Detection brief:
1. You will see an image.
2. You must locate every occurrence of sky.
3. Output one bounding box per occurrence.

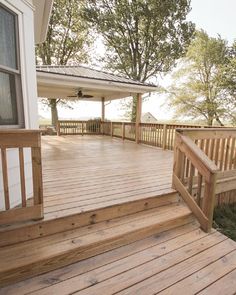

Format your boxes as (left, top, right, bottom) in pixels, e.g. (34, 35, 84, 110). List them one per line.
(39, 0, 236, 122)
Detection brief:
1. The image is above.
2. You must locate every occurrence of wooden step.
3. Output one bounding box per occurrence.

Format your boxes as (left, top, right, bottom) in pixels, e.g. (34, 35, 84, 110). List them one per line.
(0, 202, 193, 287)
(0, 192, 178, 247)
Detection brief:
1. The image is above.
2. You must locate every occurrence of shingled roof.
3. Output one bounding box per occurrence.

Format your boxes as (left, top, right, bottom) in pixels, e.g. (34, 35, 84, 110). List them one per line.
(36, 65, 156, 87)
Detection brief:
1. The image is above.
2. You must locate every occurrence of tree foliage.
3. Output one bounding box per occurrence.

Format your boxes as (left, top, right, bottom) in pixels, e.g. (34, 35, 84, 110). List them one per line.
(219, 41, 236, 123)
(36, 0, 91, 65)
(81, 0, 195, 121)
(36, 0, 92, 126)
(168, 30, 235, 126)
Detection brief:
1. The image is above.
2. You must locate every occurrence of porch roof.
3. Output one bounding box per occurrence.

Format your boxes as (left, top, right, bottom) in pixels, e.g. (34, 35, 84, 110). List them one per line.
(36, 65, 158, 101)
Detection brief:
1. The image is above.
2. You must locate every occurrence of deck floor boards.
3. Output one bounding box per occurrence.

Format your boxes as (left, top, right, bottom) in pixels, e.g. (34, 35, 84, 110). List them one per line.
(1, 135, 236, 293)
(1, 222, 236, 295)
(41, 136, 174, 220)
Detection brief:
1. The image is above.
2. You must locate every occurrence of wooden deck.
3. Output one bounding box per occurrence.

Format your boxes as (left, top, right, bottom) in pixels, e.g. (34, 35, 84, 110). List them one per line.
(42, 135, 174, 220)
(2, 221, 236, 295)
(1, 135, 236, 293)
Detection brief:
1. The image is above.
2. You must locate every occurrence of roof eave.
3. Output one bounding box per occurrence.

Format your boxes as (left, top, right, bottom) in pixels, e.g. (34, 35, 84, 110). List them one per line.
(36, 71, 158, 94)
(33, 0, 53, 44)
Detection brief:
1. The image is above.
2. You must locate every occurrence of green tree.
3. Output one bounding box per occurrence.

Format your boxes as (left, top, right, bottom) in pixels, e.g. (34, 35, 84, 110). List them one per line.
(168, 30, 232, 126)
(36, 0, 92, 126)
(219, 41, 236, 123)
(81, 0, 195, 121)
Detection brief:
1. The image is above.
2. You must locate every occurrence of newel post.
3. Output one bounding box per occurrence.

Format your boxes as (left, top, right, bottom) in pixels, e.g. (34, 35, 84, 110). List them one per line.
(110, 122, 113, 137)
(31, 132, 44, 219)
(101, 97, 105, 122)
(122, 123, 125, 140)
(135, 93, 142, 144)
(82, 122, 84, 136)
(56, 121, 61, 136)
(101, 97, 105, 135)
(162, 124, 167, 150)
(202, 172, 217, 232)
(172, 131, 184, 189)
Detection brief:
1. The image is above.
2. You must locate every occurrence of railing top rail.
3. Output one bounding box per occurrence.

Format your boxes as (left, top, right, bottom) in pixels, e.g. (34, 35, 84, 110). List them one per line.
(177, 128, 236, 140)
(177, 127, 236, 132)
(177, 134, 219, 178)
(0, 129, 41, 134)
(58, 120, 91, 123)
(218, 169, 236, 179)
(140, 122, 203, 126)
(0, 129, 41, 148)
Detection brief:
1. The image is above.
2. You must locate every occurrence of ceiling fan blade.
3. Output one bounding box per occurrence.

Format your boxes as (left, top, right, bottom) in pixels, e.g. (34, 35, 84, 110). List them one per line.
(67, 95, 77, 98)
(82, 95, 94, 98)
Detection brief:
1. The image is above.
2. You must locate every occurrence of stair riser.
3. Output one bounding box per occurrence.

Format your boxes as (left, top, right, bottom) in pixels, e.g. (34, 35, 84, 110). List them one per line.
(0, 193, 178, 247)
(0, 213, 193, 287)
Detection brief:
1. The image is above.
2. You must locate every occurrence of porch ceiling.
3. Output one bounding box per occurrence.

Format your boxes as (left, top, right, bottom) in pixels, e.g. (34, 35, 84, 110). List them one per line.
(36, 65, 158, 101)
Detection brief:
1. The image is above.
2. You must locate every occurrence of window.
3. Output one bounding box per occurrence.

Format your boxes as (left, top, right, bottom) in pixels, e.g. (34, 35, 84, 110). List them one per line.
(0, 4, 24, 127)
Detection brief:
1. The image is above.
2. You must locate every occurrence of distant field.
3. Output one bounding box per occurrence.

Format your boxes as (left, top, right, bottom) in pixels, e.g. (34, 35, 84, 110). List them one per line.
(39, 118, 51, 125)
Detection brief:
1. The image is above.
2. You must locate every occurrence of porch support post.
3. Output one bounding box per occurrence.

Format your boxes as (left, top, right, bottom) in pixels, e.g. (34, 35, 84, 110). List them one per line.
(101, 97, 105, 121)
(101, 97, 105, 135)
(135, 93, 142, 143)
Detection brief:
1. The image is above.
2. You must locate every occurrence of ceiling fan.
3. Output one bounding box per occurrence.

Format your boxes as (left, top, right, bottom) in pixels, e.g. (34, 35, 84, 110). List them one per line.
(67, 90, 93, 99)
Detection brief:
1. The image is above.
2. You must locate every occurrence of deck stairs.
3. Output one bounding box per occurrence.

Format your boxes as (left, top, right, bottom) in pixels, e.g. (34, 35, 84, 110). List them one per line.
(0, 192, 195, 287)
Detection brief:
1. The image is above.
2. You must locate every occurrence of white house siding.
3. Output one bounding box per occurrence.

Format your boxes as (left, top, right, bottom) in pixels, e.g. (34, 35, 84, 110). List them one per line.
(0, 0, 38, 210)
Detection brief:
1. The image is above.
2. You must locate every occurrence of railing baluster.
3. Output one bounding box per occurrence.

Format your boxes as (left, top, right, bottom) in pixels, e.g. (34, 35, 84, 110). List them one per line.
(188, 163, 195, 195)
(196, 174, 203, 206)
(19, 147, 26, 207)
(219, 138, 226, 170)
(31, 146, 43, 210)
(214, 138, 220, 166)
(229, 137, 235, 169)
(202, 173, 217, 232)
(224, 137, 230, 170)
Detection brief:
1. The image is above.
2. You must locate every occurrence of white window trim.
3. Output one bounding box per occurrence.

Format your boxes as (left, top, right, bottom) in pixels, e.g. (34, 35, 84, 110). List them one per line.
(0, 1, 25, 128)
(0, 0, 40, 130)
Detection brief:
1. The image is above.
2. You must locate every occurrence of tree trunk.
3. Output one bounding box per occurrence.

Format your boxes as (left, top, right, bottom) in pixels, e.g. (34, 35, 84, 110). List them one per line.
(50, 99, 58, 127)
(131, 95, 137, 122)
(207, 116, 213, 126)
(215, 113, 224, 126)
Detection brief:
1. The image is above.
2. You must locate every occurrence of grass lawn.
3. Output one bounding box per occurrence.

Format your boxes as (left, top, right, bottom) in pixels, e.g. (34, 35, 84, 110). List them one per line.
(213, 204, 236, 241)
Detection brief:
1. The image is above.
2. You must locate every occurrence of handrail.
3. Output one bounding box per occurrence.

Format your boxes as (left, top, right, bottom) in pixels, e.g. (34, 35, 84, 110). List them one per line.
(173, 131, 219, 232)
(177, 135, 219, 177)
(173, 127, 236, 231)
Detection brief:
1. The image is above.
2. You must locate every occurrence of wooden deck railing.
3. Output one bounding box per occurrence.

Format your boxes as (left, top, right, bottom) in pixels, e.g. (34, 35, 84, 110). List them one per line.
(139, 123, 199, 149)
(57, 120, 205, 148)
(0, 130, 43, 225)
(57, 120, 101, 136)
(172, 128, 236, 232)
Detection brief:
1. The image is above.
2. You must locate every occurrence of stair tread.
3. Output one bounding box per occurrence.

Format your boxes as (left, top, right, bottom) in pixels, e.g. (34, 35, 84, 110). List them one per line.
(1, 203, 175, 251)
(0, 191, 177, 233)
(0, 203, 191, 273)
(0, 192, 179, 248)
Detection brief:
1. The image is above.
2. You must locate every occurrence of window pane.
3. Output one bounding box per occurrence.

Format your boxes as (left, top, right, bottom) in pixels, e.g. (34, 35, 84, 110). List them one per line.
(0, 71, 18, 125)
(0, 5, 17, 69)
